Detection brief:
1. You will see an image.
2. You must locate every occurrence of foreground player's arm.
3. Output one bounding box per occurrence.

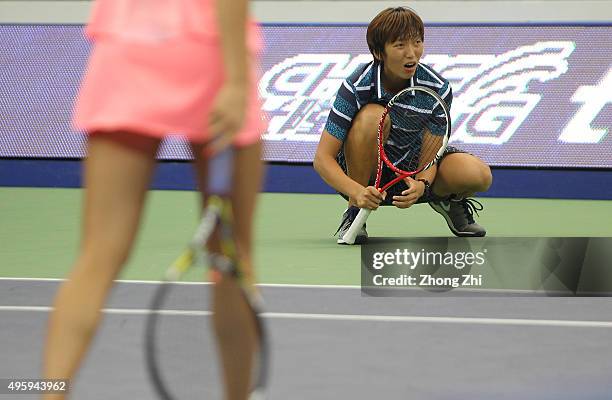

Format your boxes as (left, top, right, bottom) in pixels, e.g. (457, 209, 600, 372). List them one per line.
(209, 0, 249, 150)
(314, 131, 383, 209)
(217, 0, 248, 84)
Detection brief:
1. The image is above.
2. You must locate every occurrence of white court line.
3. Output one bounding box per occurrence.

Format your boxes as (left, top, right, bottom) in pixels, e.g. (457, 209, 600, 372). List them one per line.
(1, 306, 612, 329)
(0, 277, 602, 295)
(0, 277, 360, 289)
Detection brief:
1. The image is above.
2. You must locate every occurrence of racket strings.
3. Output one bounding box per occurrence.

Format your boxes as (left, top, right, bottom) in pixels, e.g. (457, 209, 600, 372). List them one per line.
(383, 95, 448, 174)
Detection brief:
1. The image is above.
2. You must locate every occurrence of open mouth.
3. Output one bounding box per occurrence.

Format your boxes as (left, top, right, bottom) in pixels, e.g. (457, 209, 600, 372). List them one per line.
(404, 62, 417, 69)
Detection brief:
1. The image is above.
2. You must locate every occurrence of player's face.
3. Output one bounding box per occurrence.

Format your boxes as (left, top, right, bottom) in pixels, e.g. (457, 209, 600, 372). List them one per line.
(382, 37, 424, 80)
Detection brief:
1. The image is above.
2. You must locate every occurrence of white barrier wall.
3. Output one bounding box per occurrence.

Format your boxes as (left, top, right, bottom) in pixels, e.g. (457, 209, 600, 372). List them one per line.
(0, 1, 611, 23)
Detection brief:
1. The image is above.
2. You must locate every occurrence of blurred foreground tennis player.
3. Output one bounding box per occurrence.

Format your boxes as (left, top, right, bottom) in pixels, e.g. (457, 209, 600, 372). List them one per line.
(42, 1, 264, 399)
(314, 7, 492, 244)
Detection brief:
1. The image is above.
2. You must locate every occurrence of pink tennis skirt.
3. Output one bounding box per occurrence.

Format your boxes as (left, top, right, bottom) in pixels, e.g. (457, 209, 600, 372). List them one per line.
(73, 34, 265, 147)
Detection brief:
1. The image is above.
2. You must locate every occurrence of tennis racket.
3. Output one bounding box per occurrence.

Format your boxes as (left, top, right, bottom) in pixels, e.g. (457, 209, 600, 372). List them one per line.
(341, 85, 451, 244)
(145, 148, 269, 400)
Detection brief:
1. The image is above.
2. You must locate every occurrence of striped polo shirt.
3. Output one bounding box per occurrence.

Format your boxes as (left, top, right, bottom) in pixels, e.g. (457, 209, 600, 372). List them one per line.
(324, 60, 453, 143)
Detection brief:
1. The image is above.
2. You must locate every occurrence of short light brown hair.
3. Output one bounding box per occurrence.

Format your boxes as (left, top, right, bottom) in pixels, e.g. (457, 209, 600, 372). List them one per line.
(366, 7, 425, 60)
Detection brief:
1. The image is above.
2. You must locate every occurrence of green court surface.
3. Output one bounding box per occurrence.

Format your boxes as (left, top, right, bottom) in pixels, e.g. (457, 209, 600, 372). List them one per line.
(2, 187, 612, 285)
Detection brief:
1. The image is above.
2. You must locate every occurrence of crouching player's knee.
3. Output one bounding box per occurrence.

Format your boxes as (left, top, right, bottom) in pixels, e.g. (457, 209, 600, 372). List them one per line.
(346, 104, 387, 145)
(476, 164, 493, 192)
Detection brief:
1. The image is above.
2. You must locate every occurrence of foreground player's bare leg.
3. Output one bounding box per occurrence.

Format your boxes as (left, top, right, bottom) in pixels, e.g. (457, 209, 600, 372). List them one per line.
(43, 132, 160, 399)
(192, 141, 263, 400)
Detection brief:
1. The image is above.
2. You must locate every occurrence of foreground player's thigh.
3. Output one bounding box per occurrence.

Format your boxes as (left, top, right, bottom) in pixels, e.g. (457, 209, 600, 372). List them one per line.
(82, 131, 160, 271)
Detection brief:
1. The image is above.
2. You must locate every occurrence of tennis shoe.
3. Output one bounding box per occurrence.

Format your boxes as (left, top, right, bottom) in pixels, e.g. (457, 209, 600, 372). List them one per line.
(335, 206, 368, 245)
(429, 197, 486, 237)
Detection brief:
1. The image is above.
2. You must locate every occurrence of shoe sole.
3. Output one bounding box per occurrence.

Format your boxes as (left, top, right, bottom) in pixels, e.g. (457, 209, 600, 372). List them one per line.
(428, 203, 486, 238)
(337, 235, 368, 245)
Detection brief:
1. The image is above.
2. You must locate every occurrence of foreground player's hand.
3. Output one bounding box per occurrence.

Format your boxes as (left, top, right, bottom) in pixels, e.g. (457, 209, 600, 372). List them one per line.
(208, 82, 248, 153)
(354, 186, 385, 210)
(392, 176, 425, 209)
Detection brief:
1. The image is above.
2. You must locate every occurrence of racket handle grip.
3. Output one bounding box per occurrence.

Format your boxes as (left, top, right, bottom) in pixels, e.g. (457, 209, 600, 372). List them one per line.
(341, 208, 372, 245)
(207, 148, 234, 195)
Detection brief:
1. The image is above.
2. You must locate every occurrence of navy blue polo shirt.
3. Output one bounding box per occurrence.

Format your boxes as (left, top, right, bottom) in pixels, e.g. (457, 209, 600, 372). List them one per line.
(324, 60, 453, 143)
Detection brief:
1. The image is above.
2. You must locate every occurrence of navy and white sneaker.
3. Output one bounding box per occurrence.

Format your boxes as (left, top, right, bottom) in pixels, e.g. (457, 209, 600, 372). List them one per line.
(429, 197, 486, 237)
(335, 206, 368, 245)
